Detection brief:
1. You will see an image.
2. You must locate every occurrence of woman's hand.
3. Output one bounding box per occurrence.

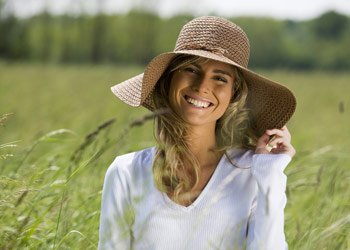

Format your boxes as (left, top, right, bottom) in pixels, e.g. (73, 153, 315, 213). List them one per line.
(255, 126, 296, 158)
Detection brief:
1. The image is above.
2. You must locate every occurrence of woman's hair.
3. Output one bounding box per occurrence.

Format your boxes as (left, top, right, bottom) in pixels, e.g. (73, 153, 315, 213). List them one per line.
(151, 54, 259, 204)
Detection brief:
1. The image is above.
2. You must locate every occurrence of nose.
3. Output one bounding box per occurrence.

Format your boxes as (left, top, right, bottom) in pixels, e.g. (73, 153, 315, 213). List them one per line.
(191, 75, 211, 93)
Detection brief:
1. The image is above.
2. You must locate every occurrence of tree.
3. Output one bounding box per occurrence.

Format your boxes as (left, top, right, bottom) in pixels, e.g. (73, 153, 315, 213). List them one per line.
(233, 17, 286, 68)
(311, 11, 349, 40)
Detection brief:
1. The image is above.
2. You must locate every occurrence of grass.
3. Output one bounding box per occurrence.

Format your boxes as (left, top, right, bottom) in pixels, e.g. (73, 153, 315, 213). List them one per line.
(0, 62, 349, 249)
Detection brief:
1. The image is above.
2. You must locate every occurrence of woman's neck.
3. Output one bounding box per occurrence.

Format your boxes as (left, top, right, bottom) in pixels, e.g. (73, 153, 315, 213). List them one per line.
(186, 124, 222, 169)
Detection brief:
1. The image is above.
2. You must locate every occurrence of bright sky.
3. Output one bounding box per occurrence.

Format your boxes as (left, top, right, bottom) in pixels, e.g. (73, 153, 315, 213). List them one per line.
(4, 0, 350, 20)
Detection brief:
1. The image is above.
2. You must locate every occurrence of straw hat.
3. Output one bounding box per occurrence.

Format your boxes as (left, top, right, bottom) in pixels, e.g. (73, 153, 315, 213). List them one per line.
(111, 16, 296, 136)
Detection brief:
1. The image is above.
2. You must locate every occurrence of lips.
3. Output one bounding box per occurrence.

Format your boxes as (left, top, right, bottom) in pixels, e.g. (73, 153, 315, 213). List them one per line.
(184, 95, 213, 108)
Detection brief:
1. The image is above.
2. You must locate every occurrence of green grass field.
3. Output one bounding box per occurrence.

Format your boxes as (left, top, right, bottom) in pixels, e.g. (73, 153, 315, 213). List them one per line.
(1, 62, 349, 249)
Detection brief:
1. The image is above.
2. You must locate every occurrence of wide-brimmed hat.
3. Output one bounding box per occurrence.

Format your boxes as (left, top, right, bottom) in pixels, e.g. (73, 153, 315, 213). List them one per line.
(111, 16, 296, 136)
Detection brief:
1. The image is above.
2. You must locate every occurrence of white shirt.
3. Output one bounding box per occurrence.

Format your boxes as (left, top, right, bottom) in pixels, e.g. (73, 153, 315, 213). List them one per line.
(98, 147, 291, 250)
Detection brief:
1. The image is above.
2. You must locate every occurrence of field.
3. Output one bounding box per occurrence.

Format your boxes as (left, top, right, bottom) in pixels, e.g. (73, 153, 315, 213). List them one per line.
(0, 62, 349, 249)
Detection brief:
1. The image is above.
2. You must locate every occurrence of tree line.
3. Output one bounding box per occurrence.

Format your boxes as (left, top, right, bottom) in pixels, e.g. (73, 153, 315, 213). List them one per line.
(0, 10, 349, 70)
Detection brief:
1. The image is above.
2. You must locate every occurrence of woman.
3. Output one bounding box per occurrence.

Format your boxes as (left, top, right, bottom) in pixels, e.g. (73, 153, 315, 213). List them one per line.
(99, 16, 296, 250)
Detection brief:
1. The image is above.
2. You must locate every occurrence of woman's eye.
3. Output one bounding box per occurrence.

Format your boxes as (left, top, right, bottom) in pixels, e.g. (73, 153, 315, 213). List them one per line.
(183, 67, 198, 74)
(214, 76, 228, 83)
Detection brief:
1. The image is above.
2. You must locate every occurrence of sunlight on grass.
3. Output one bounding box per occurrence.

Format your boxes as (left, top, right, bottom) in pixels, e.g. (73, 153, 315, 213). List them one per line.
(1, 63, 349, 249)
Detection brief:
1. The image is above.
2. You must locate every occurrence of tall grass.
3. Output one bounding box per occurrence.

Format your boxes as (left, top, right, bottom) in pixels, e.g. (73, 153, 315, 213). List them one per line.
(0, 62, 349, 249)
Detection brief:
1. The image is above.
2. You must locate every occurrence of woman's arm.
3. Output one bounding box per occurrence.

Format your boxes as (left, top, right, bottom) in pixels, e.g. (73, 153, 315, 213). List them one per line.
(98, 159, 134, 250)
(246, 126, 295, 249)
(246, 153, 291, 250)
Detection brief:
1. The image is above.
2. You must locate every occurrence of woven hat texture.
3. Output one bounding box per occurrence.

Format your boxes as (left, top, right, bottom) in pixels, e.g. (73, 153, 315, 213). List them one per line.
(111, 16, 296, 136)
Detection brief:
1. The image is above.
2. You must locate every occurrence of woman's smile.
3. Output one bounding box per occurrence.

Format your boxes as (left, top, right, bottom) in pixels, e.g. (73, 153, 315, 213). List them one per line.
(183, 94, 213, 109)
(169, 59, 234, 127)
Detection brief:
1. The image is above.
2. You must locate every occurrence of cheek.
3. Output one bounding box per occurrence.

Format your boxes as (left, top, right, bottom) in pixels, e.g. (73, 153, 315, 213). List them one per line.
(168, 76, 182, 109)
(218, 87, 233, 108)
(168, 85, 176, 109)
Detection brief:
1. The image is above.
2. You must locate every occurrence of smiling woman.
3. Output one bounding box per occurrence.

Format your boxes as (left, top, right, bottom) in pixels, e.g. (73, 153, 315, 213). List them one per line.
(169, 58, 234, 126)
(99, 16, 296, 250)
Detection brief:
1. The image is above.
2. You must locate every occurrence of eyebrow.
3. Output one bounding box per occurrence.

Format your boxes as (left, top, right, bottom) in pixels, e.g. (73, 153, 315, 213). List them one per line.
(213, 69, 233, 78)
(191, 63, 233, 78)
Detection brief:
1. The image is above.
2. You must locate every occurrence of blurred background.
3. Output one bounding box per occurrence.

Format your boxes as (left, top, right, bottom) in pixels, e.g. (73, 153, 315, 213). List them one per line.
(0, 0, 349, 249)
(1, 0, 350, 68)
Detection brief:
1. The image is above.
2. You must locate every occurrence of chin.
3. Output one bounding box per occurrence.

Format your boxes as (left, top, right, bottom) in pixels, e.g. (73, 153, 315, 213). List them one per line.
(182, 117, 216, 128)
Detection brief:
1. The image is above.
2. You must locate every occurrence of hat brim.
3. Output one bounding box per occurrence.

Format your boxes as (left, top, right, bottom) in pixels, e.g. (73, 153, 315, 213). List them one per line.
(111, 50, 296, 135)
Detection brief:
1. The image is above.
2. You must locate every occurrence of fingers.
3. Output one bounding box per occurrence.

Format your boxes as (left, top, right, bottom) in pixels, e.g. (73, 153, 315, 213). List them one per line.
(255, 133, 271, 154)
(281, 125, 291, 137)
(255, 125, 296, 157)
(266, 127, 291, 140)
(268, 137, 285, 147)
(258, 133, 271, 144)
(266, 127, 291, 149)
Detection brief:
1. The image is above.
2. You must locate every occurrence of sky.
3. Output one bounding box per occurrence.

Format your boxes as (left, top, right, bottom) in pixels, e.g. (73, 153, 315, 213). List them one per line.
(3, 0, 350, 20)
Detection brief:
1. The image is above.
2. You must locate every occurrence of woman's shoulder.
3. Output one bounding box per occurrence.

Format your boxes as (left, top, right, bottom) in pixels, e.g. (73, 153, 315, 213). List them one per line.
(110, 146, 155, 169)
(101, 148, 156, 205)
(106, 146, 155, 180)
(225, 147, 254, 169)
(112, 147, 154, 166)
(226, 148, 292, 169)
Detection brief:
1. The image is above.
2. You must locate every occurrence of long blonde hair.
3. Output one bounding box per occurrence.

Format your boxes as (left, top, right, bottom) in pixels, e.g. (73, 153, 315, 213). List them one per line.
(151, 54, 259, 203)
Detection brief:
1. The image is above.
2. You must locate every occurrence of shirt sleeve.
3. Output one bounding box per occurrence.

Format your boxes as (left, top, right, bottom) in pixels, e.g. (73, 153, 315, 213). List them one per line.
(98, 158, 134, 250)
(246, 153, 291, 250)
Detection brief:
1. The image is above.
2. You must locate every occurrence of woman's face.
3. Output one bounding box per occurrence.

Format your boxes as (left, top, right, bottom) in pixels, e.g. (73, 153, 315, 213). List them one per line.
(168, 59, 234, 128)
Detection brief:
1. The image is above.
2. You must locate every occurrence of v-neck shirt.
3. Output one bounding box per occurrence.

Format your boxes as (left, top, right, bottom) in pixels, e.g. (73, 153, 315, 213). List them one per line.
(162, 150, 227, 212)
(98, 147, 291, 250)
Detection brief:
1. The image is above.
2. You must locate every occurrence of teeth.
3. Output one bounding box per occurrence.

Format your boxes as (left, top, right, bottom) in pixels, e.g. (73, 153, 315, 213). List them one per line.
(185, 96, 210, 108)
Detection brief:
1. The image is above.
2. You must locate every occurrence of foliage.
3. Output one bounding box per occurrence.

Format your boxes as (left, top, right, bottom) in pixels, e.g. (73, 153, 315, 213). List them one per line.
(0, 10, 349, 70)
(311, 11, 349, 40)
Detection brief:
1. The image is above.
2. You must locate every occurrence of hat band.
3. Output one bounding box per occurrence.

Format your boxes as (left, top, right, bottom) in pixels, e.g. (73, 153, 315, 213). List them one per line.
(178, 44, 229, 58)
